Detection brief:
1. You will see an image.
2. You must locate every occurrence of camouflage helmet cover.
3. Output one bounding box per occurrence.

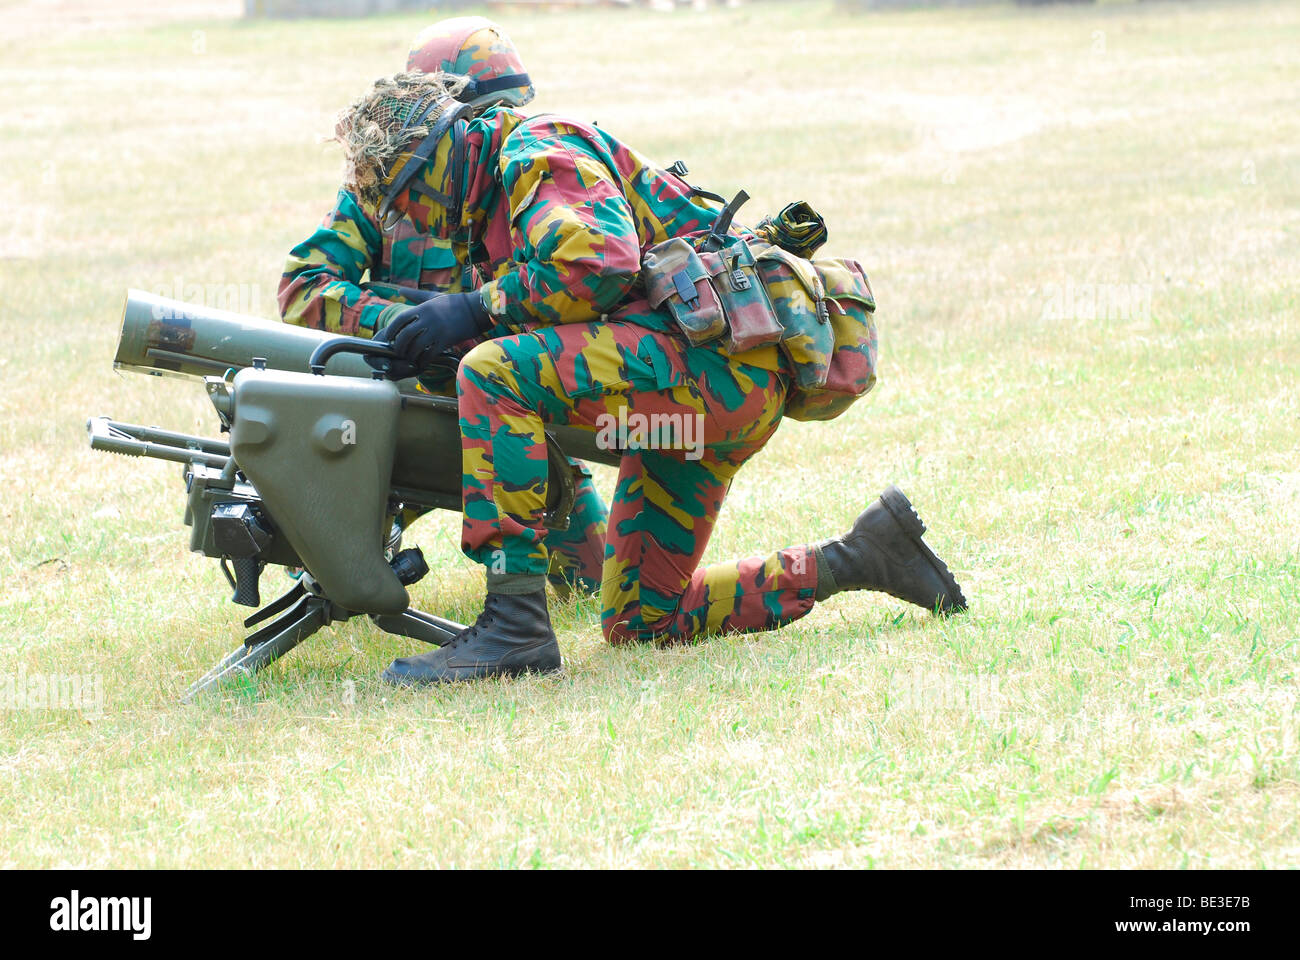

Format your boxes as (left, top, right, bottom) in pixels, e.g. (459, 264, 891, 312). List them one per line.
(406, 16, 535, 111)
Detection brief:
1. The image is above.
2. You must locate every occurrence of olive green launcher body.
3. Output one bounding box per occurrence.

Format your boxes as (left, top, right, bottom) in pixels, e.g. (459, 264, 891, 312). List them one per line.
(91, 291, 618, 699)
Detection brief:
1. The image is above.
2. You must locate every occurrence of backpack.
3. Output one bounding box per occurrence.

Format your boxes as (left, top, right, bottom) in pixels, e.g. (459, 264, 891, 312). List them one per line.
(641, 191, 878, 422)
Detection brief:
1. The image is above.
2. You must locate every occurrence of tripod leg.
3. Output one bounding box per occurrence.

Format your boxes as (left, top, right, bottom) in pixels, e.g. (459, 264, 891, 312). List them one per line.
(242, 580, 306, 629)
(369, 608, 466, 646)
(183, 594, 332, 702)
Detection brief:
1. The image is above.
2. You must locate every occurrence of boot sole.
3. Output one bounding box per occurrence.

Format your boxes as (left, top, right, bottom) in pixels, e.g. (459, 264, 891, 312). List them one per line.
(381, 661, 563, 687)
(878, 485, 968, 615)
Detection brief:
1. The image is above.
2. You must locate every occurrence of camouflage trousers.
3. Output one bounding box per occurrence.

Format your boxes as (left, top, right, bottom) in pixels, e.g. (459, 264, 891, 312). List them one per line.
(541, 467, 606, 595)
(456, 319, 819, 644)
(419, 372, 607, 595)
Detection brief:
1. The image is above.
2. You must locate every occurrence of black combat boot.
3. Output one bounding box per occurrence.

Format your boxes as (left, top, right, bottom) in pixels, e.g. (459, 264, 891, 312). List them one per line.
(381, 588, 562, 686)
(814, 485, 967, 615)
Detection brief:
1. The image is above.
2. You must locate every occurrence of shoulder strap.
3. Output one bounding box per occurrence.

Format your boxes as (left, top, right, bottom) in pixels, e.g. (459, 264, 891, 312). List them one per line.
(378, 99, 476, 226)
(665, 160, 728, 206)
(699, 190, 750, 253)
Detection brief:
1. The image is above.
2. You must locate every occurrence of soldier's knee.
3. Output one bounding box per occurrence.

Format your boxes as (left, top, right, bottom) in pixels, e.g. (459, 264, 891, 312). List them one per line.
(456, 340, 511, 395)
(602, 613, 675, 647)
(602, 618, 639, 646)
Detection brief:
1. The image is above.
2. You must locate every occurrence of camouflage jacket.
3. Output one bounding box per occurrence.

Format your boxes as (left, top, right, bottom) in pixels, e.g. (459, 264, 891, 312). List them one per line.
(281, 107, 786, 374)
(468, 113, 727, 332)
(453, 111, 772, 358)
(278, 186, 480, 335)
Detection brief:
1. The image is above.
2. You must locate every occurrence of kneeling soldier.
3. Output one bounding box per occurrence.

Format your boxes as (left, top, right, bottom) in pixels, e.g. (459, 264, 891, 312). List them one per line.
(324, 73, 967, 684)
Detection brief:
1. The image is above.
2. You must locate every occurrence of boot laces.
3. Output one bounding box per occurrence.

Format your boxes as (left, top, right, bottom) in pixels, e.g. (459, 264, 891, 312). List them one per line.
(447, 597, 498, 649)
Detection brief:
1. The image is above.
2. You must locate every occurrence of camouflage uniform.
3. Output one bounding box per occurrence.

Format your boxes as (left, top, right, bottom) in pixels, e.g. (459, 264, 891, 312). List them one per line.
(277, 16, 536, 338)
(276, 24, 606, 595)
(278, 186, 474, 338)
(383, 108, 822, 643)
(459, 321, 816, 643)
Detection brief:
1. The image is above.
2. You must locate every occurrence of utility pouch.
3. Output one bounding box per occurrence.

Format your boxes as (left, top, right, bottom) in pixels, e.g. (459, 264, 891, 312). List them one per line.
(753, 244, 836, 389)
(642, 238, 728, 345)
(701, 235, 784, 354)
(645, 169, 877, 421)
(642, 190, 783, 354)
(754, 244, 879, 422)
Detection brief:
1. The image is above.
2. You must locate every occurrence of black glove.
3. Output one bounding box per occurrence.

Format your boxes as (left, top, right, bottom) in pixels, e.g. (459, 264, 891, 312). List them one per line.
(369, 292, 491, 379)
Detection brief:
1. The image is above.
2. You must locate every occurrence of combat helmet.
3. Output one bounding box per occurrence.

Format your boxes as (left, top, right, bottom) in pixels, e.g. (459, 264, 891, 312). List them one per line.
(406, 16, 534, 112)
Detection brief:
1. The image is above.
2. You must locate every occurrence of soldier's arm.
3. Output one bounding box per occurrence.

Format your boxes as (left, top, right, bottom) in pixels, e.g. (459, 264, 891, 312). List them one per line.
(277, 188, 403, 337)
(478, 128, 641, 330)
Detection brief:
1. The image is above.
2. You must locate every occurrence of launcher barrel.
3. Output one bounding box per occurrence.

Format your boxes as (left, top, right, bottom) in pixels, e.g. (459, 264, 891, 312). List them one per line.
(114, 289, 377, 380)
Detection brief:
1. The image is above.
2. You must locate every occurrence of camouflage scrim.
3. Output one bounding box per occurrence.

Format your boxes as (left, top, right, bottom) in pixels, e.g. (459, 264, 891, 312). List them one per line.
(332, 73, 471, 210)
(754, 200, 829, 260)
(277, 78, 509, 337)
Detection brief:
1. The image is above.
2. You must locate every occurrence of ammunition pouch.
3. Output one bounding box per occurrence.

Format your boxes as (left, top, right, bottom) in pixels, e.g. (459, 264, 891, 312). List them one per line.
(640, 193, 878, 422)
(642, 235, 783, 355)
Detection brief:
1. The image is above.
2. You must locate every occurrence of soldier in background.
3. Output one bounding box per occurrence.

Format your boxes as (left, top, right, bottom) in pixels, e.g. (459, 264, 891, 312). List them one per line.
(277, 17, 607, 598)
(323, 72, 967, 685)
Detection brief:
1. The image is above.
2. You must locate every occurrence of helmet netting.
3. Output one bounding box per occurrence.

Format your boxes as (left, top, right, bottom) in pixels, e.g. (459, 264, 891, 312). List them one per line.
(332, 72, 468, 207)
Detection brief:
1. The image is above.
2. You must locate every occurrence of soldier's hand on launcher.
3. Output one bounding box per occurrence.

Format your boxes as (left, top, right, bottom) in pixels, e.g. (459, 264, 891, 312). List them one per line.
(370, 291, 490, 378)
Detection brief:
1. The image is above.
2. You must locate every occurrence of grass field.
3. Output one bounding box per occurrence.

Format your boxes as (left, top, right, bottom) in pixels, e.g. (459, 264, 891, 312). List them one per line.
(1, 0, 1297, 868)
